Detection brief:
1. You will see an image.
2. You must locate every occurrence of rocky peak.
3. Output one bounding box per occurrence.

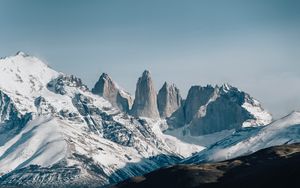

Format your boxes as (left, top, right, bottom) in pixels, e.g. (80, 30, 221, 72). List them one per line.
(157, 82, 182, 118)
(92, 73, 117, 97)
(92, 73, 132, 112)
(184, 85, 215, 124)
(130, 70, 160, 119)
(168, 84, 272, 136)
(142, 70, 151, 77)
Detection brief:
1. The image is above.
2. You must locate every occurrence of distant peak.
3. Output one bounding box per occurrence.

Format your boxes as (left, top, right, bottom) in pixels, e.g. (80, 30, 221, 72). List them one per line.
(221, 83, 232, 89)
(162, 82, 178, 90)
(100, 72, 110, 80)
(15, 51, 29, 57)
(142, 70, 151, 77)
(219, 83, 235, 93)
(162, 81, 168, 87)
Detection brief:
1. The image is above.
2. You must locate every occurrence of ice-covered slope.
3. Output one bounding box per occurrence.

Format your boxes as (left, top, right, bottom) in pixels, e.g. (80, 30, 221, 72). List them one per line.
(184, 111, 300, 164)
(0, 52, 202, 187)
(0, 116, 67, 174)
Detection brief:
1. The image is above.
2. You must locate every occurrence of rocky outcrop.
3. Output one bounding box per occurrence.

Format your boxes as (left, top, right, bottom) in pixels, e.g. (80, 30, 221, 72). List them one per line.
(92, 73, 133, 112)
(47, 74, 88, 95)
(34, 96, 56, 115)
(0, 90, 31, 127)
(130, 70, 160, 119)
(167, 84, 272, 135)
(157, 82, 182, 118)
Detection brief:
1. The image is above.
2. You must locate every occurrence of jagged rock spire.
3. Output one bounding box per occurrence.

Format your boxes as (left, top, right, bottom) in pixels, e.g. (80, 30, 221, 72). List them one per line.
(92, 73, 132, 112)
(92, 73, 115, 97)
(130, 70, 160, 119)
(157, 82, 182, 118)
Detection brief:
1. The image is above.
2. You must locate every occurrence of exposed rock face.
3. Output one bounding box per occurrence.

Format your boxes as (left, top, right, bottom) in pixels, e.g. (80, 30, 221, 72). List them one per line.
(0, 90, 19, 123)
(117, 91, 132, 112)
(189, 95, 253, 135)
(167, 85, 215, 129)
(157, 82, 182, 118)
(188, 85, 256, 135)
(0, 90, 31, 141)
(92, 73, 117, 101)
(184, 85, 215, 124)
(130, 70, 160, 119)
(34, 96, 56, 115)
(92, 73, 133, 112)
(167, 84, 272, 135)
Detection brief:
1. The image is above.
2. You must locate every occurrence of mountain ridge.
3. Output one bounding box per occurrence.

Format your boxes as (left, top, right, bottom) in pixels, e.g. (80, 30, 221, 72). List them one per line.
(0, 52, 297, 187)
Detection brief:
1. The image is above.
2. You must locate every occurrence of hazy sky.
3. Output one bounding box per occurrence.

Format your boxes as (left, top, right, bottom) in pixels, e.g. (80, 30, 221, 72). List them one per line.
(0, 0, 299, 118)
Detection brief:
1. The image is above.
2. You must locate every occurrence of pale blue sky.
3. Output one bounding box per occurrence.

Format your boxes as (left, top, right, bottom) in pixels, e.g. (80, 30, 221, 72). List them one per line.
(0, 0, 299, 118)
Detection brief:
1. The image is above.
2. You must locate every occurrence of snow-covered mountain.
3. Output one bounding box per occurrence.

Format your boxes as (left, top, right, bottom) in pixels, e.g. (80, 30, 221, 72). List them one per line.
(0, 52, 297, 187)
(0, 52, 201, 187)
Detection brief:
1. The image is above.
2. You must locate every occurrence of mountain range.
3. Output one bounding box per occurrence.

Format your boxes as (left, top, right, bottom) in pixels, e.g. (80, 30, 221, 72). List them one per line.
(0, 52, 298, 187)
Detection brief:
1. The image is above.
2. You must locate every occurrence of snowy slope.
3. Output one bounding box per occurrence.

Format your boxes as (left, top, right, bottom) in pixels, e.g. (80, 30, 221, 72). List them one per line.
(0, 52, 59, 114)
(222, 83, 272, 127)
(0, 116, 67, 174)
(184, 111, 300, 164)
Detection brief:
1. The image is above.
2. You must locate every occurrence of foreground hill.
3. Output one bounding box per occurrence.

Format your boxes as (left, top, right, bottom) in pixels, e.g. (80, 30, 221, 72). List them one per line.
(114, 143, 300, 188)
